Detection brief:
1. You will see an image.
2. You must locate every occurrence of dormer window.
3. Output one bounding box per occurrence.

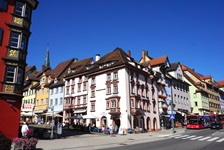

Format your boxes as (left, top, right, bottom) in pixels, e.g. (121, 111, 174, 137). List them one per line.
(54, 78, 58, 83)
(68, 68, 71, 74)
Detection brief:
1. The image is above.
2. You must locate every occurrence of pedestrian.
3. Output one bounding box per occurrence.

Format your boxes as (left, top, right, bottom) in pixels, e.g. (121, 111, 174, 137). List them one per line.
(21, 122, 29, 137)
(109, 124, 114, 137)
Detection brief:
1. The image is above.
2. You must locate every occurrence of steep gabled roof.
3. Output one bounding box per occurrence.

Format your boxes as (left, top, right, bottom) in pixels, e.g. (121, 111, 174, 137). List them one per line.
(88, 48, 134, 74)
(149, 56, 168, 67)
(46, 58, 75, 78)
(181, 64, 202, 80)
(218, 80, 224, 88)
(64, 57, 94, 78)
(25, 65, 36, 72)
(166, 62, 180, 72)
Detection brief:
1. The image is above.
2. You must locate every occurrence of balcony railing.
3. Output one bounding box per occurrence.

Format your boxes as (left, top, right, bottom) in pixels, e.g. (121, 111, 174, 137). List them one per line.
(109, 107, 120, 115)
(131, 108, 142, 116)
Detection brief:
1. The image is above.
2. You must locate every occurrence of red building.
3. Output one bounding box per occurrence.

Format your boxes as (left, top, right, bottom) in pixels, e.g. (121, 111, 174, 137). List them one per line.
(0, 0, 38, 140)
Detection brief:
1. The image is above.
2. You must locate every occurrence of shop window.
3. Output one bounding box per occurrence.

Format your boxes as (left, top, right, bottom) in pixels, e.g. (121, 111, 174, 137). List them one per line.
(0, 0, 7, 11)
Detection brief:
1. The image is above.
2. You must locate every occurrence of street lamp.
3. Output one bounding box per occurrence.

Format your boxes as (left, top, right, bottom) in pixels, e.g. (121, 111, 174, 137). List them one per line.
(48, 106, 54, 139)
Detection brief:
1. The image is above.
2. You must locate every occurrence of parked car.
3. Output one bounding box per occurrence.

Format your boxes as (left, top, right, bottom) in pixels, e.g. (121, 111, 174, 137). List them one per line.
(210, 121, 223, 129)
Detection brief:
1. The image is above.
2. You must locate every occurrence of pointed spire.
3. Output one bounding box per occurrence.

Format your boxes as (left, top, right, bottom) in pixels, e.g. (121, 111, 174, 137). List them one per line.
(44, 48, 50, 68)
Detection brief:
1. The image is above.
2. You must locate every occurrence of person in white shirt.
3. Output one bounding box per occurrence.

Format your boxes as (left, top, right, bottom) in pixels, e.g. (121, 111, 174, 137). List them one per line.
(21, 122, 29, 137)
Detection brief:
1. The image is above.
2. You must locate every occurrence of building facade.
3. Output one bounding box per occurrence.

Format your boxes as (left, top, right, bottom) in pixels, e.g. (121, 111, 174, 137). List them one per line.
(0, 0, 38, 140)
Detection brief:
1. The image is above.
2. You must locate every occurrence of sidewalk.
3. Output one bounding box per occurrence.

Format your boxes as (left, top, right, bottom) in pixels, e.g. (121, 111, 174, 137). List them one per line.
(36, 127, 186, 150)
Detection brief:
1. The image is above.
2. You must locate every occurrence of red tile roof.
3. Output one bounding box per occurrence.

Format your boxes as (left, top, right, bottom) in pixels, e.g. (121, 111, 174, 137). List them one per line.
(218, 80, 224, 87)
(149, 56, 168, 67)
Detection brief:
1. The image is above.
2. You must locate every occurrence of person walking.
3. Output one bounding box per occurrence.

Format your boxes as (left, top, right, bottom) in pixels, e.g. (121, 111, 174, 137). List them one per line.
(109, 124, 115, 137)
(21, 122, 29, 137)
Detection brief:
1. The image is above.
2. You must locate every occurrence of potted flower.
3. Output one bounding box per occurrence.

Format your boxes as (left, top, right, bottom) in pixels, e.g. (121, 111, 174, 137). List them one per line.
(13, 129, 38, 150)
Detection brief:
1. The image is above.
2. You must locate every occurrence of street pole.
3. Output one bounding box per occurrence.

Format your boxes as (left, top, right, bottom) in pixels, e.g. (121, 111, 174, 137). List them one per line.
(50, 106, 54, 139)
(171, 97, 175, 134)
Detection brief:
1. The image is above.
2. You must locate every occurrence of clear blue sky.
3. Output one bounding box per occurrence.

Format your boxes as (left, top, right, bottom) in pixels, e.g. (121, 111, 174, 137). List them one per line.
(27, 0, 224, 81)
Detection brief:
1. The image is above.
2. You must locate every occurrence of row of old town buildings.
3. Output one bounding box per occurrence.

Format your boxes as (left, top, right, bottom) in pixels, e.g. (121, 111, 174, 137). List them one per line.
(1, 0, 224, 141)
(20, 48, 224, 134)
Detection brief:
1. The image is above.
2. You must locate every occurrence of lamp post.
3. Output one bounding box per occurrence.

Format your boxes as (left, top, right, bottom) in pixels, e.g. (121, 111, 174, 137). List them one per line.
(48, 106, 54, 139)
(171, 97, 175, 134)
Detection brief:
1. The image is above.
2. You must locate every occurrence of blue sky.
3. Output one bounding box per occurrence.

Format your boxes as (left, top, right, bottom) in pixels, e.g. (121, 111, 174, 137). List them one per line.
(28, 0, 224, 81)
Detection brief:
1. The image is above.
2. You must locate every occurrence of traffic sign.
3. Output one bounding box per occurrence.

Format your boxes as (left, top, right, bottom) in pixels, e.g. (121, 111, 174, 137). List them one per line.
(170, 114, 175, 120)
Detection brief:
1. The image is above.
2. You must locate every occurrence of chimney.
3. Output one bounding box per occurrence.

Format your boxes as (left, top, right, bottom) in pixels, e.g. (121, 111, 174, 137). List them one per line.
(146, 50, 148, 56)
(127, 50, 131, 57)
(96, 54, 100, 61)
(142, 50, 145, 62)
(192, 68, 195, 72)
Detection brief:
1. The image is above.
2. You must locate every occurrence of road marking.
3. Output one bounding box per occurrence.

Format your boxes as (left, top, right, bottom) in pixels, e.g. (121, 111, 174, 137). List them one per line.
(212, 130, 220, 136)
(198, 137, 211, 141)
(174, 135, 189, 139)
(216, 138, 224, 142)
(207, 137, 219, 142)
(182, 135, 196, 139)
(190, 136, 204, 140)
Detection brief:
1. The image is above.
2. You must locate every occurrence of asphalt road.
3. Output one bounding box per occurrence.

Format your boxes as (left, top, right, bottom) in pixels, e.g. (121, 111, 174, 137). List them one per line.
(103, 128, 224, 150)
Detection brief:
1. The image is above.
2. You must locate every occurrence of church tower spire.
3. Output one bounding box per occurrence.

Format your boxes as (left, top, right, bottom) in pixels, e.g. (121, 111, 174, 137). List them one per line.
(44, 48, 50, 68)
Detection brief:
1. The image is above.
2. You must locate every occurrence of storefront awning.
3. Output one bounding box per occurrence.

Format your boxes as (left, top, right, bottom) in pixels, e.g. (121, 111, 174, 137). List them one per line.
(21, 112, 36, 117)
(73, 109, 86, 114)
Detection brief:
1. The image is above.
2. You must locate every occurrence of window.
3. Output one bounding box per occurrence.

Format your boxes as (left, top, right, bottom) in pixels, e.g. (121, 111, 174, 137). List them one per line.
(41, 99, 43, 105)
(5, 66, 16, 83)
(83, 97, 86, 104)
(66, 87, 69, 95)
(114, 72, 118, 79)
(50, 99, 53, 106)
(112, 100, 116, 108)
(91, 103, 95, 112)
(107, 86, 111, 94)
(17, 68, 23, 85)
(55, 87, 58, 94)
(10, 32, 20, 48)
(0, 28, 3, 45)
(55, 98, 58, 105)
(50, 89, 53, 95)
(0, 0, 7, 11)
(60, 87, 63, 93)
(92, 78, 95, 84)
(36, 100, 38, 106)
(131, 99, 134, 108)
(77, 98, 80, 105)
(107, 74, 111, 81)
(91, 90, 95, 97)
(46, 98, 49, 104)
(60, 98, 63, 105)
(195, 101, 198, 107)
(21, 36, 27, 50)
(83, 83, 87, 91)
(41, 89, 44, 94)
(106, 101, 110, 109)
(14, 2, 31, 20)
(71, 86, 74, 94)
(113, 86, 118, 93)
(78, 84, 81, 92)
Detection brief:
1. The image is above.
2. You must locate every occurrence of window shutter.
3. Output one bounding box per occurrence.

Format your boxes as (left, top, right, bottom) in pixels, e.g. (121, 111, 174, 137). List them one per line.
(0, 28, 2, 45)
(0, 0, 7, 11)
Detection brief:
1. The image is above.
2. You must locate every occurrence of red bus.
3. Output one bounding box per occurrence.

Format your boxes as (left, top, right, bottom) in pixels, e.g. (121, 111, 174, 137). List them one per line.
(217, 114, 224, 125)
(186, 115, 215, 129)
